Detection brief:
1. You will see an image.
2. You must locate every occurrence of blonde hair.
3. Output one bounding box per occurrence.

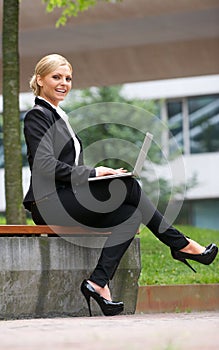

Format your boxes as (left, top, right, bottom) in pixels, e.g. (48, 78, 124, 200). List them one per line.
(30, 54, 73, 96)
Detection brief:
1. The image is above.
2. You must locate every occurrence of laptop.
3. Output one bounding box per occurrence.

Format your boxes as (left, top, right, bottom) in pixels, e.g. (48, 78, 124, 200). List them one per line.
(88, 132, 153, 181)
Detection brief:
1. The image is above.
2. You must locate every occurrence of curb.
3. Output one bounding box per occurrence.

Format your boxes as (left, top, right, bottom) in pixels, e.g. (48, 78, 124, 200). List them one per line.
(135, 284, 219, 313)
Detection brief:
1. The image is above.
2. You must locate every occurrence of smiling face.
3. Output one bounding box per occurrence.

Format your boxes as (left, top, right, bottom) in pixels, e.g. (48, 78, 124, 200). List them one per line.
(36, 64, 72, 106)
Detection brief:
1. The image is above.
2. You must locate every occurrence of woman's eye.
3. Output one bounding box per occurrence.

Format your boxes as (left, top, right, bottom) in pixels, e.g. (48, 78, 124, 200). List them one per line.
(52, 75, 60, 80)
(66, 77, 72, 82)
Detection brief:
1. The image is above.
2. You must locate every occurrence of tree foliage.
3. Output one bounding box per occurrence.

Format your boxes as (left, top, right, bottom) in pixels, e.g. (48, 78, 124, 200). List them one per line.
(43, 0, 122, 27)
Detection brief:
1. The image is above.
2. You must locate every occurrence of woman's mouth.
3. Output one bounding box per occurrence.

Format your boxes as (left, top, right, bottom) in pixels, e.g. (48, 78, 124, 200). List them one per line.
(56, 88, 66, 94)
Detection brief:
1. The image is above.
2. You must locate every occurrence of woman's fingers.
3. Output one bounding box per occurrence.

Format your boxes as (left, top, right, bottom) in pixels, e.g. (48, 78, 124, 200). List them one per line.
(95, 166, 127, 177)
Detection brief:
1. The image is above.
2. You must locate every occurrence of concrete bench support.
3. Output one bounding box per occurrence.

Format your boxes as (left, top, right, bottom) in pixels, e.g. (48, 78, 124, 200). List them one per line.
(0, 234, 141, 319)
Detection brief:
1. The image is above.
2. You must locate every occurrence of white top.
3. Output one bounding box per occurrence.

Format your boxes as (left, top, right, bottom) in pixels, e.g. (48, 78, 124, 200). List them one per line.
(37, 97, 81, 166)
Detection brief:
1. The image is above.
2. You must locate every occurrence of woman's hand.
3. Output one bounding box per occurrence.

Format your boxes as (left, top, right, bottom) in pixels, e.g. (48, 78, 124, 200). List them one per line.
(95, 166, 127, 177)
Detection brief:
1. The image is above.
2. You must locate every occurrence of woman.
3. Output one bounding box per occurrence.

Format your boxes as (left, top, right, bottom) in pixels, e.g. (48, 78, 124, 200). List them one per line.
(23, 54, 218, 317)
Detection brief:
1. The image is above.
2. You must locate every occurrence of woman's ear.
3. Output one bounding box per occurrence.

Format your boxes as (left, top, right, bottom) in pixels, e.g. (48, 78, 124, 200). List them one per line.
(36, 74, 43, 87)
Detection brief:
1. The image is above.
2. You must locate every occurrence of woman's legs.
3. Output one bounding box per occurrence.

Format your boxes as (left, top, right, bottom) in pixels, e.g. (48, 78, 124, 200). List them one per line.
(31, 186, 142, 299)
(87, 178, 208, 295)
(83, 178, 179, 294)
(31, 179, 206, 299)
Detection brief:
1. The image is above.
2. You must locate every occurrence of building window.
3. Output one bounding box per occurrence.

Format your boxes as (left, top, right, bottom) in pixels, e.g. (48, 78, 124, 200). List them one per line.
(189, 95, 219, 153)
(162, 94, 219, 155)
(167, 100, 183, 151)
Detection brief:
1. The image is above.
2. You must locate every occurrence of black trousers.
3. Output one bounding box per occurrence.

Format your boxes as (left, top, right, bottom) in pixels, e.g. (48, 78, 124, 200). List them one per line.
(31, 177, 189, 287)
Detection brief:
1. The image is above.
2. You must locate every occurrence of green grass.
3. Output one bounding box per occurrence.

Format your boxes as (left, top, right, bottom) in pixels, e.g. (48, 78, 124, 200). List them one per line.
(0, 216, 218, 285)
(0, 216, 6, 224)
(139, 225, 219, 285)
(0, 216, 34, 225)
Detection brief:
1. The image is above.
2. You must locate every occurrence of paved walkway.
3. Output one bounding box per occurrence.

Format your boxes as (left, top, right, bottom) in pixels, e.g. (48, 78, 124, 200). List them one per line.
(0, 312, 218, 350)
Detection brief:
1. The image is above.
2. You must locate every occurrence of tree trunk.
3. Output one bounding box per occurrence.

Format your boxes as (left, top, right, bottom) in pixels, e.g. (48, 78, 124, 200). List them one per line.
(2, 0, 26, 223)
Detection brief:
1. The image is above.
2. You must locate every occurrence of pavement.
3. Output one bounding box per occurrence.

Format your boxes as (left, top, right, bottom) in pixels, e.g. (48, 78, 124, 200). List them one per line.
(0, 312, 218, 350)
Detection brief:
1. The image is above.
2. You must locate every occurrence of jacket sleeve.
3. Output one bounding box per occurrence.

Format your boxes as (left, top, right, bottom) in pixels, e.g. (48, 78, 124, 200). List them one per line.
(24, 108, 96, 185)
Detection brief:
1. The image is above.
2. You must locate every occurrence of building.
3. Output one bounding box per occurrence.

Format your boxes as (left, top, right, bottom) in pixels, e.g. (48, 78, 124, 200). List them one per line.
(123, 75, 219, 230)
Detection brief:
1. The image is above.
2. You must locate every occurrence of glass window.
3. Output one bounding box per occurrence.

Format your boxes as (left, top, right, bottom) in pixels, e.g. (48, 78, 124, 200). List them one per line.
(189, 95, 219, 153)
(167, 100, 184, 152)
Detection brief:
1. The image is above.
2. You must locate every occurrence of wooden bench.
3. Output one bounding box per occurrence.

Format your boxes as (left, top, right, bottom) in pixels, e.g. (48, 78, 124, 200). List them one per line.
(0, 225, 111, 236)
(0, 225, 139, 236)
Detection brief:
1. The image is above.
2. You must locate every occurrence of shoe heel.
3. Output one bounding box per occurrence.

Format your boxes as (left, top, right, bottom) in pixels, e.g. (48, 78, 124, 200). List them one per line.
(81, 281, 93, 316)
(181, 258, 196, 273)
(80, 280, 124, 317)
(84, 294, 92, 317)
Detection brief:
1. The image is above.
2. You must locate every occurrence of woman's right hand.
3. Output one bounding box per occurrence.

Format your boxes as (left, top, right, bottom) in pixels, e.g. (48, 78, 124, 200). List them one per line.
(95, 166, 127, 177)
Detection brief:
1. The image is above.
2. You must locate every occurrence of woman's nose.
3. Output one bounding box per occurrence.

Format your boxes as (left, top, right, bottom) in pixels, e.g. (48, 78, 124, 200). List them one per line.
(60, 78, 66, 85)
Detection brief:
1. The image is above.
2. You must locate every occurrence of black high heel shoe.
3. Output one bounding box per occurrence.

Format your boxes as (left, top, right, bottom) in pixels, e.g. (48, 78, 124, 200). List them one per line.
(80, 280, 124, 317)
(171, 243, 218, 273)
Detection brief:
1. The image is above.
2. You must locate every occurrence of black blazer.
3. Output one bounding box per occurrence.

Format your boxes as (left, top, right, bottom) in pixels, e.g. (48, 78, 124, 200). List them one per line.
(23, 97, 95, 210)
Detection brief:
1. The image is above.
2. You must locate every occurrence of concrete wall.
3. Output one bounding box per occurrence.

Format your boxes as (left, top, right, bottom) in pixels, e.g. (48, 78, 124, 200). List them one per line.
(0, 236, 141, 320)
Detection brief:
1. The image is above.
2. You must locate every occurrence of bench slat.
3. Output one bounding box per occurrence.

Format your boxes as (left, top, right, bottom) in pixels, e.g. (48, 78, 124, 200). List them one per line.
(0, 225, 111, 235)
